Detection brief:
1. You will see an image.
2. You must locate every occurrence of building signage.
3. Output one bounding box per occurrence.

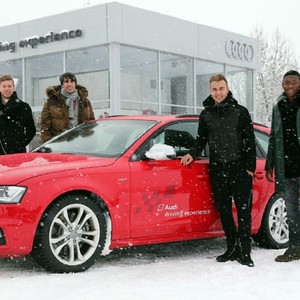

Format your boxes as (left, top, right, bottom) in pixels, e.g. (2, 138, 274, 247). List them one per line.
(0, 29, 83, 53)
(225, 39, 254, 62)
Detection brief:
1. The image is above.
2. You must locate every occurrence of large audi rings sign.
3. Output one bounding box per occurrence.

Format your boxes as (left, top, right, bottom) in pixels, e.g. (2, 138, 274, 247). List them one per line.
(225, 39, 254, 62)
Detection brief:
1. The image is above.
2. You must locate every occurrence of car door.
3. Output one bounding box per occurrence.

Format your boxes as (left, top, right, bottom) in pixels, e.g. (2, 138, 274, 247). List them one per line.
(252, 128, 272, 216)
(129, 120, 221, 238)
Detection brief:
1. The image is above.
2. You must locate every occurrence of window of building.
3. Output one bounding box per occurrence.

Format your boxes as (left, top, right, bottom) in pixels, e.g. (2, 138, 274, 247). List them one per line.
(195, 60, 224, 112)
(120, 45, 158, 115)
(226, 66, 253, 113)
(25, 53, 64, 133)
(160, 53, 194, 115)
(25, 52, 64, 108)
(0, 60, 23, 98)
(67, 46, 110, 109)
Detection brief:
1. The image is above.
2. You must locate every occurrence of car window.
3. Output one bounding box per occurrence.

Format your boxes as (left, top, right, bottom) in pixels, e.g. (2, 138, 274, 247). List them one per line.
(34, 120, 158, 157)
(133, 120, 205, 160)
(255, 130, 269, 158)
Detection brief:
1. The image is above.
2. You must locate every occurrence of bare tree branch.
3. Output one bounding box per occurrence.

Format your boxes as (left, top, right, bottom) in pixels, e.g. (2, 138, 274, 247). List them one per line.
(251, 26, 299, 125)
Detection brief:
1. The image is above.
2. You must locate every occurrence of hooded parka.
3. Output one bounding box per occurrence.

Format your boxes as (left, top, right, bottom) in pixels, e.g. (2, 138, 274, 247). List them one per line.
(40, 84, 95, 143)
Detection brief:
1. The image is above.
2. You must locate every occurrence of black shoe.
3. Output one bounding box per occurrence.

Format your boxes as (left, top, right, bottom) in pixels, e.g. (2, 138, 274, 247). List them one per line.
(275, 247, 300, 262)
(238, 253, 254, 267)
(216, 245, 239, 262)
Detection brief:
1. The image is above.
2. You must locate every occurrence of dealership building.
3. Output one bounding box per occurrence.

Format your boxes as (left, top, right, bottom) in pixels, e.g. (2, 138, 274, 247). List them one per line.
(0, 1, 260, 126)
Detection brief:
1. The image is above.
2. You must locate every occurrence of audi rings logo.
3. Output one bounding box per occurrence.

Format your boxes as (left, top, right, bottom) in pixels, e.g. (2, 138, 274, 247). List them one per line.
(225, 39, 254, 62)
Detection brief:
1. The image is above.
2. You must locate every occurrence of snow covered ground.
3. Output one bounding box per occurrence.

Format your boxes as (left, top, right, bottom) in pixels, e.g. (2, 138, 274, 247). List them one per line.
(0, 237, 299, 300)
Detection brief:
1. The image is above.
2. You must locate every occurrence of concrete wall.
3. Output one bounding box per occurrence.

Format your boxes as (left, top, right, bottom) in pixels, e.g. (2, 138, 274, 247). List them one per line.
(0, 2, 259, 69)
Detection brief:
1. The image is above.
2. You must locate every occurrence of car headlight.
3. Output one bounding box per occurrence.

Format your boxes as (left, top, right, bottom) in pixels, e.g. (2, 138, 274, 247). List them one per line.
(0, 186, 26, 204)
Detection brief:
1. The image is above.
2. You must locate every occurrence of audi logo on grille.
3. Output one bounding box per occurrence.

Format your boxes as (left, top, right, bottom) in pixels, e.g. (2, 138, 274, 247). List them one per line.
(225, 39, 254, 62)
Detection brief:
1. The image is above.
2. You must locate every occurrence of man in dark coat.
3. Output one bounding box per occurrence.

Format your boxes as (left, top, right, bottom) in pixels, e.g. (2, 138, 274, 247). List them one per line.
(265, 70, 300, 262)
(0, 74, 36, 155)
(181, 74, 256, 267)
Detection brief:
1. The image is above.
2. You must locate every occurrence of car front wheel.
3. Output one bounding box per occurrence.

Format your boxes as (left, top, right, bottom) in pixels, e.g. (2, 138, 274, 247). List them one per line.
(32, 194, 107, 273)
(253, 194, 289, 249)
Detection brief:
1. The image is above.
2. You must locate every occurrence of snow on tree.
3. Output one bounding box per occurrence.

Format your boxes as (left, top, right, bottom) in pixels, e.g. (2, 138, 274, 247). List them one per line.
(251, 26, 299, 125)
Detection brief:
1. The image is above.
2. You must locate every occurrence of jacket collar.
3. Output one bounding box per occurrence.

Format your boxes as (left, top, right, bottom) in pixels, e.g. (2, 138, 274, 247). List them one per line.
(46, 84, 88, 100)
(203, 91, 238, 109)
(277, 91, 300, 104)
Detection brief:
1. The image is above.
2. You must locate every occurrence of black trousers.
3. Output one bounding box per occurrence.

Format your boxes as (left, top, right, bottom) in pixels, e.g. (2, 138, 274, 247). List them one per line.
(209, 160, 253, 252)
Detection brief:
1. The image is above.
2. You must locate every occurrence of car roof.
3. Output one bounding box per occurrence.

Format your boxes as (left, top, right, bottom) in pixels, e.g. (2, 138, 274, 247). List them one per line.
(96, 114, 200, 122)
(95, 115, 270, 132)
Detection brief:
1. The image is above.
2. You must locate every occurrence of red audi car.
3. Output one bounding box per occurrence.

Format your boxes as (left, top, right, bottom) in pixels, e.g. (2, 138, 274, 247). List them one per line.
(0, 115, 288, 273)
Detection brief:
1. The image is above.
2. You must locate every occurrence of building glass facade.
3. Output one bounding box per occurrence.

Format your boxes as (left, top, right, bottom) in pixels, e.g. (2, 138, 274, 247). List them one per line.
(0, 2, 259, 130)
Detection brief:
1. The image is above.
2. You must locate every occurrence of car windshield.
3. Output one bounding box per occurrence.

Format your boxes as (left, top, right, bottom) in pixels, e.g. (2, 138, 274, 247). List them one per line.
(34, 119, 158, 157)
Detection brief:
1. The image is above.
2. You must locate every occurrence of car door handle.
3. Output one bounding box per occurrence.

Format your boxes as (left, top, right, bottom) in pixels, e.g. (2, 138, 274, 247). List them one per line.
(254, 171, 265, 180)
(197, 174, 210, 180)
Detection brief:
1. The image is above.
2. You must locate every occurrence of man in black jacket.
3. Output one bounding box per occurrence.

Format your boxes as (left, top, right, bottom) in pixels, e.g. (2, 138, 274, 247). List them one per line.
(265, 70, 300, 262)
(0, 74, 36, 155)
(181, 74, 256, 267)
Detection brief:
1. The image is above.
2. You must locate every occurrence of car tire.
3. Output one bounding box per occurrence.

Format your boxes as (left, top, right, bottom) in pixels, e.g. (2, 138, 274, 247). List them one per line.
(253, 194, 289, 249)
(32, 194, 107, 273)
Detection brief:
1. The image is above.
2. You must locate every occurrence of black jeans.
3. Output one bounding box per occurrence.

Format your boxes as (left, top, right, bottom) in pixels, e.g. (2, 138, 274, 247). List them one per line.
(283, 177, 300, 247)
(209, 160, 253, 252)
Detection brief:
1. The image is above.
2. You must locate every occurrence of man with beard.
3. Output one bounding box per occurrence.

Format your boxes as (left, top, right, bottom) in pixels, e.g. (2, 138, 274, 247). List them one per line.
(40, 72, 95, 143)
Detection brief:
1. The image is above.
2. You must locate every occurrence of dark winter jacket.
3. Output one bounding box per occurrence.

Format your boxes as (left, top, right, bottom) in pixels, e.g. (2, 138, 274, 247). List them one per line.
(189, 92, 256, 172)
(0, 91, 36, 155)
(40, 84, 95, 143)
(265, 92, 300, 192)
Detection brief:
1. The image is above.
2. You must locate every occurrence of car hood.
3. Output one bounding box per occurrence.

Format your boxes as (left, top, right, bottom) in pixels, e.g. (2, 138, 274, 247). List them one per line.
(0, 153, 117, 184)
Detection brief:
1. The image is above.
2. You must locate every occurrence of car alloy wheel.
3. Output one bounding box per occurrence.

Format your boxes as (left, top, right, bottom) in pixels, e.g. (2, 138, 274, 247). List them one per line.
(253, 195, 289, 249)
(268, 196, 289, 245)
(32, 194, 107, 273)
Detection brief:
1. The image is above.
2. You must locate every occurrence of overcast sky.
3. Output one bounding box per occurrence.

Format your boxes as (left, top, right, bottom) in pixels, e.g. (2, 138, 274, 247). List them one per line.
(1, 0, 299, 59)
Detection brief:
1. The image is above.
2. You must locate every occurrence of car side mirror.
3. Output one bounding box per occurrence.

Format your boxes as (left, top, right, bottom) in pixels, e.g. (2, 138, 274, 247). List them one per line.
(145, 144, 176, 160)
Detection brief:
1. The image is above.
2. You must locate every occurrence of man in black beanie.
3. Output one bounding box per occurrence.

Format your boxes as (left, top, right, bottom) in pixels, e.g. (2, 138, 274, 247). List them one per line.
(40, 72, 95, 143)
(266, 70, 300, 262)
(59, 72, 77, 85)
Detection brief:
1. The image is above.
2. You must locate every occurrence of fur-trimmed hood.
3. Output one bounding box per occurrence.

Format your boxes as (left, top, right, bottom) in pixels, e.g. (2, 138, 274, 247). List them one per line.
(41, 84, 95, 143)
(46, 84, 89, 99)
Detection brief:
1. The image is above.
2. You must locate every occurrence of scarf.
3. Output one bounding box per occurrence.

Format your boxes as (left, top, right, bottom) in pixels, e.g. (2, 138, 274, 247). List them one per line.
(61, 88, 79, 128)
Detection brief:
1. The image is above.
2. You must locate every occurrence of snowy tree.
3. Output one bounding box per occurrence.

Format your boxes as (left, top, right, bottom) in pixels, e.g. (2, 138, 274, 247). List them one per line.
(251, 26, 299, 125)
